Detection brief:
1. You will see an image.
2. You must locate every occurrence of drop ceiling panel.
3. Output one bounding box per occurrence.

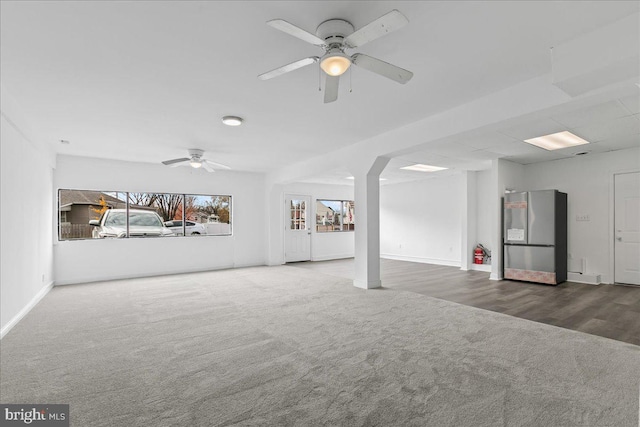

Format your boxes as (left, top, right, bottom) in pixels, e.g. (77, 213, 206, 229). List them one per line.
(592, 133, 640, 151)
(572, 115, 640, 142)
(618, 94, 640, 114)
(484, 140, 545, 156)
(498, 118, 567, 141)
(421, 141, 479, 157)
(504, 151, 561, 164)
(456, 132, 519, 149)
(551, 100, 629, 129)
(466, 150, 503, 160)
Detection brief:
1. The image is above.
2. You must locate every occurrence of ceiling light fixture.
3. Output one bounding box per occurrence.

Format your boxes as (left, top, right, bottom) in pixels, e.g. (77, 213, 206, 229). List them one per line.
(320, 50, 351, 76)
(400, 164, 448, 172)
(222, 116, 243, 126)
(524, 131, 589, 151)
(190, 159, 202, 169)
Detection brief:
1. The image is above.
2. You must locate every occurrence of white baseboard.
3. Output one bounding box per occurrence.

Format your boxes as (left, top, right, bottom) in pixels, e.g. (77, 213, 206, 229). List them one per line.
(353, 279, 382, 289)
(381, 253, 461, 268)
(54, 262, 266, 286)
(312, 253, 354, 262)
(567, 272, 601, 285)
(470, 264, 492, 272)
(1, 281, 54, 339)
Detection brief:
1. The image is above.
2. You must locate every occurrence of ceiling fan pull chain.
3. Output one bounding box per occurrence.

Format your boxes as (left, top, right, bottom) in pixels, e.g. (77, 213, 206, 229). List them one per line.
(318, 62, 321, 91)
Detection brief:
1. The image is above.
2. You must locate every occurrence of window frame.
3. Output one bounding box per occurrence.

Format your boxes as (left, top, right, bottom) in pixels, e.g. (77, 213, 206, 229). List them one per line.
(315, 199, 355, 233)
(57, 189, 233, 241)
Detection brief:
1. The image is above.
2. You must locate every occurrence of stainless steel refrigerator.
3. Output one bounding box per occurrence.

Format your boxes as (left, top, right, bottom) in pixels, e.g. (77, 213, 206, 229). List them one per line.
(503, 190, 567, 285)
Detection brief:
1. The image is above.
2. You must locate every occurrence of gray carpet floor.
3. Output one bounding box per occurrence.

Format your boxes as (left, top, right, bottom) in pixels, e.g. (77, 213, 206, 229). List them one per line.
(1, 265, 639, 426)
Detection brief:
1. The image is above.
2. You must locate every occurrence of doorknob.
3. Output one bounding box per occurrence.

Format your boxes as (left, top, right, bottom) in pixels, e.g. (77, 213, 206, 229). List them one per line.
(616, 237, 622, 241)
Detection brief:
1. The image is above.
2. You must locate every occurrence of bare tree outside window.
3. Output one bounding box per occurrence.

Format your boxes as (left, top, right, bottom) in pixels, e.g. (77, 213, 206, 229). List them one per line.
(58, 189, 232, 240)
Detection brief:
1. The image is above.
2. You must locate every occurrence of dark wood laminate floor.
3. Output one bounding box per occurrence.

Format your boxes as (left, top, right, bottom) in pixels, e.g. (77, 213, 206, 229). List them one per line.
(289, 258, 640, 346)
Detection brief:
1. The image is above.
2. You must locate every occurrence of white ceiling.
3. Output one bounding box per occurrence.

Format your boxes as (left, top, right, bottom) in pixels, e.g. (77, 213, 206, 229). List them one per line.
(1, 1, 639, 183)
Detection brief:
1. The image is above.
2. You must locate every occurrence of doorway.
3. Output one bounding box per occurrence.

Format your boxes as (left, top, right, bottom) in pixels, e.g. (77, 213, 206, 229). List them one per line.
(284, 194, 311, 262)
(614, 172, 640, 285)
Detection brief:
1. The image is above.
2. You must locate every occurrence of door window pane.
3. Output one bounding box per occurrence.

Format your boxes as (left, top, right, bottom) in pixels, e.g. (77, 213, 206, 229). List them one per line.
(290, 199, 306, 230)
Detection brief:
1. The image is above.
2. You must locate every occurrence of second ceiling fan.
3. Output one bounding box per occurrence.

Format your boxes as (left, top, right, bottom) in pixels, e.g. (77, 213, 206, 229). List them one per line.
(258, 9, 414, 103)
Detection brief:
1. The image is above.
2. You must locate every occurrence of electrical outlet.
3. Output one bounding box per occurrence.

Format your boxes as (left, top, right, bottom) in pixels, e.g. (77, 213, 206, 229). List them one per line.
(576, 214, 590, 221)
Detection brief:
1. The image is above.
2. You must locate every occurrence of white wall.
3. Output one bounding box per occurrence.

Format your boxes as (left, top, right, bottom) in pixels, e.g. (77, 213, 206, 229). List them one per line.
(475, 169, 493, 251)
(490, 159, 525, 279)
(54, 155, 267, 285)
(523, 147, 640, 283)
(267, 182, 355, 265)
(380, 174, 462, 267)
(1, 105, 55, 336)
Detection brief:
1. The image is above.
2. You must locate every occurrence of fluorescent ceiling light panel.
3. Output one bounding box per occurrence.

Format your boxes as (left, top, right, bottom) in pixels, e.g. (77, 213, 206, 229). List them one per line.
(400, 164, 448, 172)
(524, 131, 589, 151)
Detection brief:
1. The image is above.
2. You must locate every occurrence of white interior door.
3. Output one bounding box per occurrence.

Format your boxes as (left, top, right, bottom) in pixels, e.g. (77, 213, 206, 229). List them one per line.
(285, 195, 311, 262)
(615, 172, 640, 285)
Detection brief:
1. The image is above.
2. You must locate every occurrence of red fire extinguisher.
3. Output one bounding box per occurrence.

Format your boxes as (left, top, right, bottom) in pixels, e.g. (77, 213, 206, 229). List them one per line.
(474, 246, 484, 264)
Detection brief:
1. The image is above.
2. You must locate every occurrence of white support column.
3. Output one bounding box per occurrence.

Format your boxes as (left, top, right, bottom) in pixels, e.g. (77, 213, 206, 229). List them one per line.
(351, 156, 390, 289)
(460, 171, 477, 271)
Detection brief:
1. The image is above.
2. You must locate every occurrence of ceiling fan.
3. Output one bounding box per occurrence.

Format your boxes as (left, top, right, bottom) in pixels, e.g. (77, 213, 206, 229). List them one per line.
(258, 9, 414, 103)
(161, 149, 231, 172)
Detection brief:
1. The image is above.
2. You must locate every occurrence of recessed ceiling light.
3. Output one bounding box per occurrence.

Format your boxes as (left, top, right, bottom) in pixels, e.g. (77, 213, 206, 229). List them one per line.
(524, 131, 589, 151)
(400, 164, 448, 172)
(222, 116, 243, 126)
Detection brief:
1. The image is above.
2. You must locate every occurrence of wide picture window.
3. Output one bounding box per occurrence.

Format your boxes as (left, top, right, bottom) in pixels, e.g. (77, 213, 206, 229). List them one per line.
(58, 189, 231, 240)
(316, 199, 354, 232)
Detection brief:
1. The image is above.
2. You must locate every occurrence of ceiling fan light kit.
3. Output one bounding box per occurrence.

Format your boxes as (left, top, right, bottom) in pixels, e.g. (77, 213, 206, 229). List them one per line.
(320, 50, 351, 76)
(258, 10, 414, 103)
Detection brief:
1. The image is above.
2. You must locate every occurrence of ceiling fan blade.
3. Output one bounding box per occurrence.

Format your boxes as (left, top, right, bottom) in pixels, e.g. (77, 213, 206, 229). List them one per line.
(201, 162, 215, 173)
(343, 10, 409, 48)
(162, 158, 190, 166)
(352, 53, 413, 84)
(267, 19, 326, 46)
(203, 159, 231, 170)
(258, 57, 319, 80)
(324, 74, 339, 103)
